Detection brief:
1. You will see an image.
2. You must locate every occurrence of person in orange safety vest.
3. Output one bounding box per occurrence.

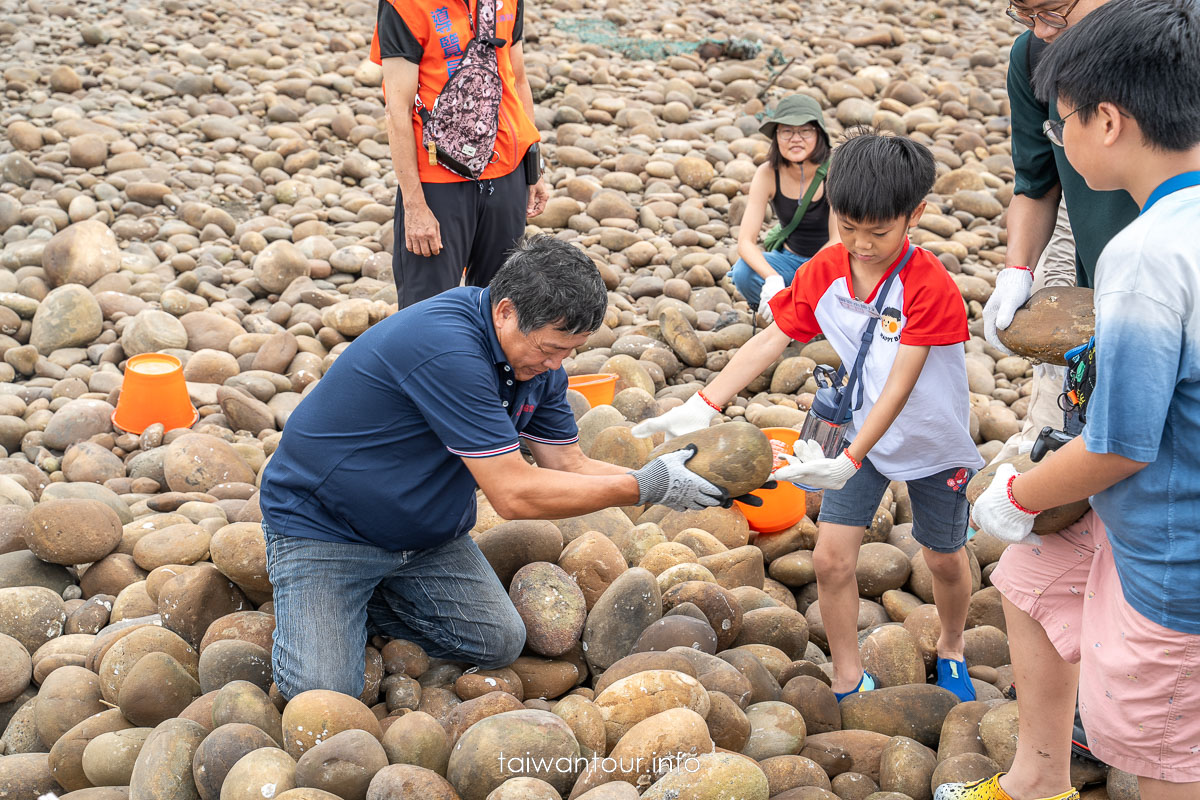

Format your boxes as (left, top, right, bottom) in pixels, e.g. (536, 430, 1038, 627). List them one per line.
(370, 0, 548, 307)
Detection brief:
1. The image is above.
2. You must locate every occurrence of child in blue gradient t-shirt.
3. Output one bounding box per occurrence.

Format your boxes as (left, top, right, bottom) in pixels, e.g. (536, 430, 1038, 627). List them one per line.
(945, 2, 1200, 800)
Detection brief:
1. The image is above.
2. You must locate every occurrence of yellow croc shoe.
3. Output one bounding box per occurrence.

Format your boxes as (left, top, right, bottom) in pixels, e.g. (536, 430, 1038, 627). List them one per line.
(933, 774, 1080, 800)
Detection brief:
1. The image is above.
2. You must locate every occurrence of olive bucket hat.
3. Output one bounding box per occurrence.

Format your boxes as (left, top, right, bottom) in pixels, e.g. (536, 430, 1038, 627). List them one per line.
(758, 94, 830, 140)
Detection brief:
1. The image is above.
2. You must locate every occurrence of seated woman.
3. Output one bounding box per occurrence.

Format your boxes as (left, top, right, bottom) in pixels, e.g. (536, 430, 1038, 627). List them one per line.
(732, 94, 837, 322)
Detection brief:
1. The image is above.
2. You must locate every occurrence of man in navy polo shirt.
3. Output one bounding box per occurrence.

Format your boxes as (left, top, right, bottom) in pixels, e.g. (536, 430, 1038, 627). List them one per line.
(259, 236, 728, 700)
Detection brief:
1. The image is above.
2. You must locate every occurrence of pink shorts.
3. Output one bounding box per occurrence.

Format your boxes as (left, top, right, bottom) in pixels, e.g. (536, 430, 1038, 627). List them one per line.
(991, 510, 1200, 782)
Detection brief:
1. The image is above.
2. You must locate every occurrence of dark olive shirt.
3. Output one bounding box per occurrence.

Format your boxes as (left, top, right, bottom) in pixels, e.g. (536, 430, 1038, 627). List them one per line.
(1008, 31, 1139, 288)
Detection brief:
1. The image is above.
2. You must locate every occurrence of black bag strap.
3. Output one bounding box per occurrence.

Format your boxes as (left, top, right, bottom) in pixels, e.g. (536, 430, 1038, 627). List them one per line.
(833, 242, 916, 424)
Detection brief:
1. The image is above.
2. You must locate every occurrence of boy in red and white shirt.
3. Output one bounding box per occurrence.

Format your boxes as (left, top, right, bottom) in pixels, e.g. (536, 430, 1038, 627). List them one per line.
(635, 130, 984, 702)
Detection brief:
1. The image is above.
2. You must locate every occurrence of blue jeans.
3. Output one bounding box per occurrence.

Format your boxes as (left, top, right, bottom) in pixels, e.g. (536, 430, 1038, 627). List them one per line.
(263, 522, 526, 699)
(817, 457, 977, 553)
(731, 247, 811, 308)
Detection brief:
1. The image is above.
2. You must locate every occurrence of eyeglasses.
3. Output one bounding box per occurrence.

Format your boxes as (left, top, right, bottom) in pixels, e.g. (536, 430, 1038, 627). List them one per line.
(1006, 0, 1083, 29)
(1042, 106, 1085, 147)
(777, 125, 818, 141)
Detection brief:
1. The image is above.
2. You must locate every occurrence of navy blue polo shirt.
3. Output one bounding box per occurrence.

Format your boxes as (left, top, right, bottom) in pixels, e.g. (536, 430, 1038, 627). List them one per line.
(258, 287, 579, 550)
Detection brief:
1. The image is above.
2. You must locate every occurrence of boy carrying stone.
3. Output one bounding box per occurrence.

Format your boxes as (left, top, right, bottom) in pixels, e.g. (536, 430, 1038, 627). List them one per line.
(634, 130, 984, 702)
(946, 2, 1200, 799)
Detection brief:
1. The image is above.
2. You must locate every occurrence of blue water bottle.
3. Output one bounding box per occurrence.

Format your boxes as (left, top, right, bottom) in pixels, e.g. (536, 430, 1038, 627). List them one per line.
(791, 366, 854, 491)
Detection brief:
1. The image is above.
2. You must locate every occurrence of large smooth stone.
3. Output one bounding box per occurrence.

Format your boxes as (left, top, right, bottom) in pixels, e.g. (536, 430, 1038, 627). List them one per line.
(163, 434, 256, 494)
(446, 710, 580, 800)
(42, 220, 120, 287)
(280, 689, 381, 760)
(509, 562, 587, 658)
(641, 752, 768, 800)
(127, 717, 207, 800)
(192, 722, 278, 800)
(997, 287, 1094, 366)
(27, 499, 122, 566)
(120, 310, 189, 357)
(0, 753, 64, 799)
(31, 285, 103, 354)
(0, 586, 67, 653)
(838, 685, 960, 749)
(647, 422, 773, 497)
(42, 399, 115, 451)
(581, 568, 661, 673)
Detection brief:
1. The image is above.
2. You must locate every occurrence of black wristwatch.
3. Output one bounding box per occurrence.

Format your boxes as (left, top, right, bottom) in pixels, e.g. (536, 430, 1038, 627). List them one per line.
(523, 143, 544, 185)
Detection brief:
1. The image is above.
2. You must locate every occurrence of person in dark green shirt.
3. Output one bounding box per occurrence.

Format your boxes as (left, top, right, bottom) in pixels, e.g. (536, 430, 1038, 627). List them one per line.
(987, 3, 1140, 468)
(984, 1, 1139, 356)
(975, 2, 1141, 791)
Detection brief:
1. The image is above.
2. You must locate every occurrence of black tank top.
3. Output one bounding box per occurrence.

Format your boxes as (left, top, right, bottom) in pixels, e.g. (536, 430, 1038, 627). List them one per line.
(771, 167, 830, 258)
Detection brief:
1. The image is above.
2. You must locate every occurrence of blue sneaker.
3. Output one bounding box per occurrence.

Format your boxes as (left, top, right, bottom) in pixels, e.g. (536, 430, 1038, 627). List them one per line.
(937, 657, 976, 701)
(834, 671, 877, 702)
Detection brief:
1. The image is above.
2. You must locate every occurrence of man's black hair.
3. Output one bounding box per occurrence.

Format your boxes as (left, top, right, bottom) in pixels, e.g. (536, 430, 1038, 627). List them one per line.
(768, 128, 832, 171)
(489, 235, 607, 335)
(825, 127, 936, 224)
(1033, 0, 1200, 152)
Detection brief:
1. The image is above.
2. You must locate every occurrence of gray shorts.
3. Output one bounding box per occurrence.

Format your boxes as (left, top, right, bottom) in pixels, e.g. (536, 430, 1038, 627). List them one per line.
(817, 457, 976, 553)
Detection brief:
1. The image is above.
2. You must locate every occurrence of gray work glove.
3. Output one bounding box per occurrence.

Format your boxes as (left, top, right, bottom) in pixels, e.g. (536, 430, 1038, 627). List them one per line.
(630, 444, 727, 511)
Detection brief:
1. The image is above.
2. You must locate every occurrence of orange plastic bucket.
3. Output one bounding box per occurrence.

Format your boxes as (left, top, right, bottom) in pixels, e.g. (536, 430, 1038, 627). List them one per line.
(736, 426, 807, 533)
(111, 353, 199, 435)
(567, 373, 617, 407)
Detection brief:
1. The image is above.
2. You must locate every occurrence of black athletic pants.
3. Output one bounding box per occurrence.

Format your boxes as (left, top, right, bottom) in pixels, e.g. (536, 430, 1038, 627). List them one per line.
(393, 165, 528, 308)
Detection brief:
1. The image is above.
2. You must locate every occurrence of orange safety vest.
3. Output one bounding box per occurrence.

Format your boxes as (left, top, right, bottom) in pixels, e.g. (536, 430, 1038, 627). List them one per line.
(370, 0, 540, 184)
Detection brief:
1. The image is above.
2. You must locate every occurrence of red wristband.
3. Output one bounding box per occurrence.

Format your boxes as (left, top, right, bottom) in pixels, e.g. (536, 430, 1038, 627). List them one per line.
(1006, 265, 1032, 273)
(1005, 474, 1037, 516)
(696, 391, 721, 412)
(843, 449, 861, 470)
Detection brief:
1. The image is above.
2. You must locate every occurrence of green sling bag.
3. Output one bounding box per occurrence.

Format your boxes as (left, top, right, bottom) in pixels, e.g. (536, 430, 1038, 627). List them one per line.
(763, 160, 830, 252)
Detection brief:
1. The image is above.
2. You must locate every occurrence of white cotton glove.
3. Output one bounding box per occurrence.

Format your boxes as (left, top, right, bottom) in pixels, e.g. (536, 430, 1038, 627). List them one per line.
(631, 393, 718, 442)
(970, 463, 1042, 546)
(757, 274, 787, 324)
(771, 439, 860, 491)
(983, 266, 1034, 355)
(630, 444, 727, 511)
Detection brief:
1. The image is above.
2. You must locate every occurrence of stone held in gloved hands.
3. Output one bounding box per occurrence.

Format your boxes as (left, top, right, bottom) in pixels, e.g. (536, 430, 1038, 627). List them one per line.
(996, 286, 1097, 366)
(630, 444, 728, 511)
(630, 392, 718, 442)
(969, 462, 1041, 545)
(757, 273, 786, 324)
(645, 420, 774, 497)
(771, 438, 859, 491)
(982, 265, 1033, 356)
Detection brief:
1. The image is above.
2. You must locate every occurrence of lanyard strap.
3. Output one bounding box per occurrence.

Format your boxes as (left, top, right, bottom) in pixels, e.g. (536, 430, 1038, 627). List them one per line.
(834, 242, 917, 423)
(1142, 171, 1200, 215)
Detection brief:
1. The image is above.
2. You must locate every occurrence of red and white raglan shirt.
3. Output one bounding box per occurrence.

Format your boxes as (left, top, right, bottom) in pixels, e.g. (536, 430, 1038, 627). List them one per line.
(768, 241, 984, 481)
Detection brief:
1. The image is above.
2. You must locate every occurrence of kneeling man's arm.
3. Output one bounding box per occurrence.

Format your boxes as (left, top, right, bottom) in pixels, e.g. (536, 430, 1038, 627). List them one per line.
(522, 439, 633, 476)
(462, 450, 639, 520)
